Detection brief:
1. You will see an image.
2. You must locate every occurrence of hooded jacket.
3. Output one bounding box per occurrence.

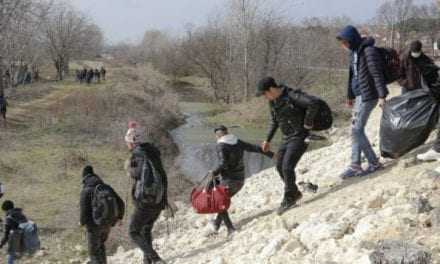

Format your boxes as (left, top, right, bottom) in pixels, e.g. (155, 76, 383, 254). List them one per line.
(212, 134, 274, 182)
(80, 173, 124, 228)
(128, 143, 168, 210)
(338, 25, 388, 102)
(0, 208, 27, 248)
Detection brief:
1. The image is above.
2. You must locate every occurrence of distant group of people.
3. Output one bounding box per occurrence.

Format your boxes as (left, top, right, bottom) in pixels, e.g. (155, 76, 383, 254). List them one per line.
(2, 23, 440, 264)
(76, 67, 106, 84)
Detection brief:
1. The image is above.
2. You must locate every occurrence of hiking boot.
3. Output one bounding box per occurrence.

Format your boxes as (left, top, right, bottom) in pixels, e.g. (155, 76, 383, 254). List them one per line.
(417, 149, 440, 162)
(364, 162, 384, 175)
(340, 164, 365, 179)
(277, 192, 303, 216)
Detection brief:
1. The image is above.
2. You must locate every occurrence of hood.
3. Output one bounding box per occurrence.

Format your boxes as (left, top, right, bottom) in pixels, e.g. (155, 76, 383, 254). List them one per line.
(337, 25, 362, 50)
(359, 37, 375, 50)
(217, 134, 238, 145)
(7, 208, 25, 220)
(82, 174, 103, 187)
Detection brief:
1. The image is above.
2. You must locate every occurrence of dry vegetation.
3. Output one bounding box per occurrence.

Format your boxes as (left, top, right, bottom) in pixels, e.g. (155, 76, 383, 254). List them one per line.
(0, 63, 188, 263)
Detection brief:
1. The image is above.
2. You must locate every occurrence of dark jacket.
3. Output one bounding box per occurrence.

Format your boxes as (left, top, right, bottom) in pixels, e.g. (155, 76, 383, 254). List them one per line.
(266, 86, 320, 142)
(338, 26, 388, 102)
(128, 143, 168, 210)
(399, 51, 439, 91)
(0, 208, 27, 248)
(212, 135, 274, 182)
(80, 174, 124, 228)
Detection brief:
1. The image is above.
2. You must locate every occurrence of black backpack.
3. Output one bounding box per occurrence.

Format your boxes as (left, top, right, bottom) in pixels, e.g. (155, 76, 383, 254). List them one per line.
(376, 47, 401, 84)
(289, 90, 333, 131)
(92, 184, 124, 226)
(133, 155, 165, 205)
(311, 97, 333, 131)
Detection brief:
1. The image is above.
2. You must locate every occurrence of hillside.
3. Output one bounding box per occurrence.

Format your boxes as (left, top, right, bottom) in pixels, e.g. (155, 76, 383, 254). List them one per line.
(106, 93, 440, 264)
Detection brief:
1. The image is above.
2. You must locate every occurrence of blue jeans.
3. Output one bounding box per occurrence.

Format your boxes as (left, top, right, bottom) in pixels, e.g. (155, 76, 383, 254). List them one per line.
(351, 97, 378, 165)
(7, 254, 15, 264)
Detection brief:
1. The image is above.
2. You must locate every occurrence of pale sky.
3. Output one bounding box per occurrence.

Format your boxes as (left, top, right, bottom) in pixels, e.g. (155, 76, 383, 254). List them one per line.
(70, 0, 433, 43)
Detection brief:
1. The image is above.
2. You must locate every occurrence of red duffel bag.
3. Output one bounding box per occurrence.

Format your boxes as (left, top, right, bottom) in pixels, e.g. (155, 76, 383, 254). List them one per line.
(191, 173, 231, 214)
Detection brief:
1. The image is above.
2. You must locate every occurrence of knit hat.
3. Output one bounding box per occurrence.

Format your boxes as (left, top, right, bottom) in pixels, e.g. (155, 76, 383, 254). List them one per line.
(125, 127, 146, 145)
(2, 200, 14, 211)
(82, 165, 94, 177)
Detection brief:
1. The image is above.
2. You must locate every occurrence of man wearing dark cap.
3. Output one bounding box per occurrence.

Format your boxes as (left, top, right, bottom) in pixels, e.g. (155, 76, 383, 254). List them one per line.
(399, 40, 439, 94)
(207, 125, 274, 235)
(256, 77, 320, 215)
(80, 165, 125, 264)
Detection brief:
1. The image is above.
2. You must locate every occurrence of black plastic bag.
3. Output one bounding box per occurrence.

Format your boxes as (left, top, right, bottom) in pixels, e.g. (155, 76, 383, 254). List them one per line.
(380, 89, 439, 158)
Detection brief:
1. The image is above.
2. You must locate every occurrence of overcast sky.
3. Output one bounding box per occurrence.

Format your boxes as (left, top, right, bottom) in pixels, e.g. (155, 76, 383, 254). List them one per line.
(70, 0, 432, 43)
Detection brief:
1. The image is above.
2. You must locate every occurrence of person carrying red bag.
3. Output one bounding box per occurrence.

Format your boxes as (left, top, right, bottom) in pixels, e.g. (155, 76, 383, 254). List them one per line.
(207, 125, 275, 236)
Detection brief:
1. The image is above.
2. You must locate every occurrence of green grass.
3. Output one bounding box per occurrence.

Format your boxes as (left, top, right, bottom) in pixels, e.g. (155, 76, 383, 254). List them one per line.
(0, 63, 184, 263)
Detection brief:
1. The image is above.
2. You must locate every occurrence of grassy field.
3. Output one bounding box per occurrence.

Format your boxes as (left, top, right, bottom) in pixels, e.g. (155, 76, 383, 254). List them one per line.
(0, 63, 188, 263)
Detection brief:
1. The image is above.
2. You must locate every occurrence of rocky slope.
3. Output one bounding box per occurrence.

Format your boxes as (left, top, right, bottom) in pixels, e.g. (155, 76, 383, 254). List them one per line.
(105, 104, 440, 264)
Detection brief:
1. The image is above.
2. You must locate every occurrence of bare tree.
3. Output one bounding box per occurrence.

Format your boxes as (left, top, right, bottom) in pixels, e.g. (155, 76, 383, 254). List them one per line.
(42, 3, 103, 80)
(376, 0, 416, 49)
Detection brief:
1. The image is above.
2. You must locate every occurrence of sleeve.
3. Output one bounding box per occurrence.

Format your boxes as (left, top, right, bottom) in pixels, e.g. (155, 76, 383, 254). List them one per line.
(348, 64, 355, 100)
(212, 144, 227, 176)
(79, 188, 93, 226)
(290, 91, 320, 128)
(238, 140, 274, 158)
(0, 218, 12, 247)
(365, 47, 388, 98)
(398, 54, 409, 87)
(114, 190, 125, 220)
(150, 145, 169, 207)
(266, 108, 279, 142)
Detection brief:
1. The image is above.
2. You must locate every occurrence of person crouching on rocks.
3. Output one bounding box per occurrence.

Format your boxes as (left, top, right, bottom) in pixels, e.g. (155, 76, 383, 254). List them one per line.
(207, 125, 274, 236)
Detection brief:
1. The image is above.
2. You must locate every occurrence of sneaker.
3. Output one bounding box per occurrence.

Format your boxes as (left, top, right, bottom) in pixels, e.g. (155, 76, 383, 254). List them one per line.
(277, 192, 303, 216)
(340, 165, 365, 179)
(417, 149, 440, 162)
(365, 162, 384, 175)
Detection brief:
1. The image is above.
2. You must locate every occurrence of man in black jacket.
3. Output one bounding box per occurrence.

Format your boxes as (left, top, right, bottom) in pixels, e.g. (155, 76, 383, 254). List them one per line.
(0, 200, 28, 264)
(337, 25, 388, 178)
(80, 165, 124, 264)
(209, 125, 274, 235)
(257, 77, 320, 215)
(125, 122, 168, 264)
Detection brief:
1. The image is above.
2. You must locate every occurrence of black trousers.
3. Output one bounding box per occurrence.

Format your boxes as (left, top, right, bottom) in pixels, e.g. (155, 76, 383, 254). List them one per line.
(214, 179, 244, 230)
(87, 225, 111, 264)
(276, 138, 308, 198)
(129, 206, 162, 263)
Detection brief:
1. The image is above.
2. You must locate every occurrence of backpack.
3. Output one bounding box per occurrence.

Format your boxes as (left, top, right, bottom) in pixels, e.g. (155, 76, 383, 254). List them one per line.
(289, 90, 333, 131)
(92, 184, 124, 226)
(133, 154, 165, 205)
(376, 47, 401, 84)
(7, 215, 40, 255)
(18, 221, 40, 254)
